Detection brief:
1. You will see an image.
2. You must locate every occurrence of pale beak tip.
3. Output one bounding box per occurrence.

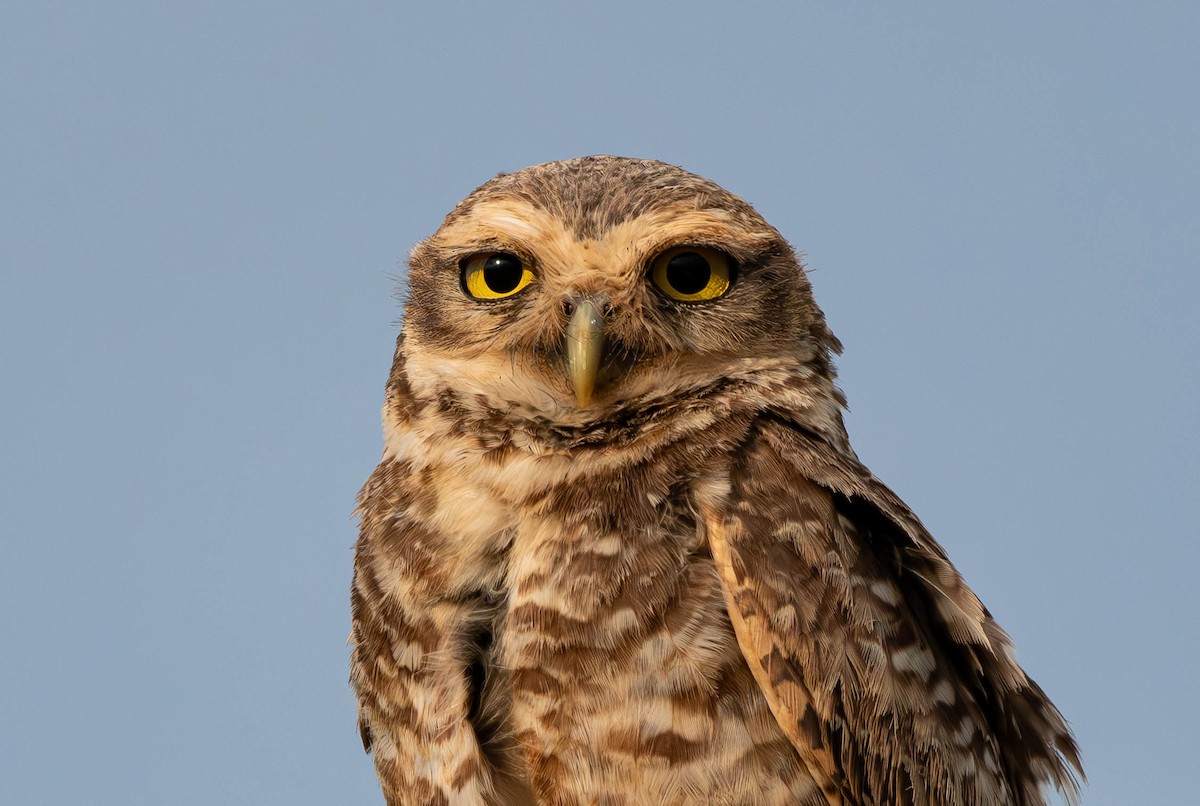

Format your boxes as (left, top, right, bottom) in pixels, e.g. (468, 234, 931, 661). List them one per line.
(566, 299, 606, 409)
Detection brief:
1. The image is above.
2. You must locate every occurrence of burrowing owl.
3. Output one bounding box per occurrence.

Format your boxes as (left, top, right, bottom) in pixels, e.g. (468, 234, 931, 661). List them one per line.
(350, 156, 1082, 805)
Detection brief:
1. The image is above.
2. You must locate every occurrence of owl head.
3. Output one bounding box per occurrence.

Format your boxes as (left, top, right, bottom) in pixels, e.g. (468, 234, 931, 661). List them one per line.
(400, 156, 840, 423)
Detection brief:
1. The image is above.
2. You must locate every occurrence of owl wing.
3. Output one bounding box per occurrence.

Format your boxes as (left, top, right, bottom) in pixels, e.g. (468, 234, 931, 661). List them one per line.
(704, 415, 1082, 805)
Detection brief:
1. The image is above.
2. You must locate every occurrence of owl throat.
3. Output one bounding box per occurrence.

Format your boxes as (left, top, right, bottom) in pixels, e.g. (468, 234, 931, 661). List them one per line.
(398, 331, 849, 457)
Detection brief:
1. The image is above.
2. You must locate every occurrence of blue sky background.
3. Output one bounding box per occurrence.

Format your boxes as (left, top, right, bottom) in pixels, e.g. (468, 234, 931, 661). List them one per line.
(2, 3, 1197, 804)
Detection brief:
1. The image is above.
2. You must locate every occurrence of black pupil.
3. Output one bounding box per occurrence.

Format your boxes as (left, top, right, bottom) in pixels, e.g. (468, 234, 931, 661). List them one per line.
(483, 253, 523, 293)
(666, 252, 711, 295)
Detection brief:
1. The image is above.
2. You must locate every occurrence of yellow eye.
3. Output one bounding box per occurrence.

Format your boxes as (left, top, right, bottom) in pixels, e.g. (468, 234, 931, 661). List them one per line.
(461, 252, 535, 300)
(650, 246, 733, 302)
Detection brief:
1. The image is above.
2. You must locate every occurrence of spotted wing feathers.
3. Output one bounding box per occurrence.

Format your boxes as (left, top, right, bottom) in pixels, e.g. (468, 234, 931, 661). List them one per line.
(705, 417, 1082, 805)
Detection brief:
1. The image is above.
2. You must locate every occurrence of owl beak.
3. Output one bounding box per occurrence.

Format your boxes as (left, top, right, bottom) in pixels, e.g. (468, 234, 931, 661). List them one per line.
(565, 298, 606, 406)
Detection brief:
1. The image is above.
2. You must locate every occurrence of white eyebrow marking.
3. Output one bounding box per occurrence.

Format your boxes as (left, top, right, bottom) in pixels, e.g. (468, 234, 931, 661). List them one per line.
(485, 214, 541, 239)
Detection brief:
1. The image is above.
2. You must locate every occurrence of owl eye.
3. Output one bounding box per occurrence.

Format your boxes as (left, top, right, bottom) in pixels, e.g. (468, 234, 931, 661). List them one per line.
(650, 246, 733, 302)
(461, 252, 535, 300)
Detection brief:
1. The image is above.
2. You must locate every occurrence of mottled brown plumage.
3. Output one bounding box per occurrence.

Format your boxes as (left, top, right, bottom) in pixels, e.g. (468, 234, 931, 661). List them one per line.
(350, 155, 1082, 805)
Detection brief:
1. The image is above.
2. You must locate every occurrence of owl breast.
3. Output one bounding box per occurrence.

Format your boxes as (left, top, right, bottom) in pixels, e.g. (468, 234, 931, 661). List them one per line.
(422, 422, 825, 805)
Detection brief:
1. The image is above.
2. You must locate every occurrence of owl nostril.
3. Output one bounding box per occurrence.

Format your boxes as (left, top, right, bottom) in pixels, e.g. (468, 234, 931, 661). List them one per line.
(563, 294, 612, 320)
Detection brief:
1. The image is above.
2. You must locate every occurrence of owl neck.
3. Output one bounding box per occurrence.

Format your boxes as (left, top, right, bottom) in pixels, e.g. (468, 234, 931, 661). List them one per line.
(388, 338, 851, 458)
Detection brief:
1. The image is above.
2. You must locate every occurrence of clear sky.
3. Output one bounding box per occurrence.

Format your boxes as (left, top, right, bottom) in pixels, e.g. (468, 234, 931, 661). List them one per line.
(2, 3, 1196, 804)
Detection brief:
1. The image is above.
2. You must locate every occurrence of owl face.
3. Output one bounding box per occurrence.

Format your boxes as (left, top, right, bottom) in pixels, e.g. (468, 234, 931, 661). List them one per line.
(401, 157, 837, 420)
